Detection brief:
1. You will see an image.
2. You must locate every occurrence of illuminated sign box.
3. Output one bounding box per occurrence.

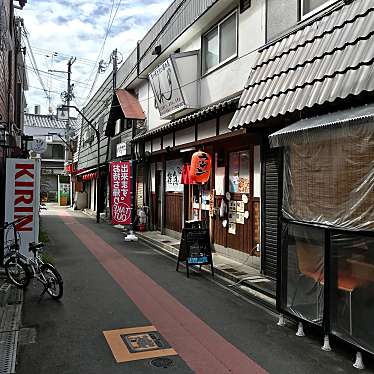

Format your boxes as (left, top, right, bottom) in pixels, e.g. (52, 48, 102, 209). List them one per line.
(149, 51, 200, 120)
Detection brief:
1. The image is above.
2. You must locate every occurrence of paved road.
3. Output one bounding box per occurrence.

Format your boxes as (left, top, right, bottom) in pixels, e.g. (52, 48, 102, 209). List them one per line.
(17, 207, 370, 373)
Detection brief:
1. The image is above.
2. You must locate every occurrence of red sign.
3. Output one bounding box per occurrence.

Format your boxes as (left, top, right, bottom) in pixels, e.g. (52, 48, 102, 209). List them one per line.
(110, 161, 131, 225)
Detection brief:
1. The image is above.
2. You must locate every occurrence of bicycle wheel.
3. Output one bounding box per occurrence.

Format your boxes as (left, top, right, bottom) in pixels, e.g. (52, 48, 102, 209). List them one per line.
(5, 257, 30, 289)
(40, 263, 63, 300)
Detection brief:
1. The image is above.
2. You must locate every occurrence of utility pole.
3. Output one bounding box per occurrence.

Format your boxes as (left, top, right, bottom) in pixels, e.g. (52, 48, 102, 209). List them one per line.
(50, 57, 76, 207)
(62, 105, 100, 224)
(111, 48, 118, 91)
(66, 57, 76, 164)
(49, 56, 76, 163)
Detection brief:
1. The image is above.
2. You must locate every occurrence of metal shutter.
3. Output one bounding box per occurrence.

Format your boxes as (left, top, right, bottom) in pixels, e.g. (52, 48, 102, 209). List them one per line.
(261, 145, 282, 279)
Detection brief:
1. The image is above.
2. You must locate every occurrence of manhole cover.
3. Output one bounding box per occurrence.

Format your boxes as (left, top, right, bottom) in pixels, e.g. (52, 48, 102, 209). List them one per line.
(121, 331, 170, 353)
(150, 357, 174, 368)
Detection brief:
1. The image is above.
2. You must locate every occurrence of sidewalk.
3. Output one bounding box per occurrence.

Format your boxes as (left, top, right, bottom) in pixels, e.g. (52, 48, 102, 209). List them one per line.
(136, 230, 276, 306)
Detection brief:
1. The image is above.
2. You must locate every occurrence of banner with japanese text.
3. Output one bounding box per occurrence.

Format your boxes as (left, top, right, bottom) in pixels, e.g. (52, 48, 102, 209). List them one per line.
(110, 161, 131, 225)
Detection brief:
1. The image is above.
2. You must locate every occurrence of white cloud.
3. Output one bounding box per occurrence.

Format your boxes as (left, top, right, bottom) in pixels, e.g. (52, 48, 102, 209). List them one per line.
(18, 0, 173, 115)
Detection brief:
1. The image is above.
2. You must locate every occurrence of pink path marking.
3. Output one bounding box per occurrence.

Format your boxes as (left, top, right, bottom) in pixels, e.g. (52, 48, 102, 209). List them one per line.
(59, 210, 268, 374)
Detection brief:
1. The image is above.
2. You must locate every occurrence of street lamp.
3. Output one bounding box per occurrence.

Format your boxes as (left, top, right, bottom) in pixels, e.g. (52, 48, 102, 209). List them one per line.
(61, 105, 101, 224)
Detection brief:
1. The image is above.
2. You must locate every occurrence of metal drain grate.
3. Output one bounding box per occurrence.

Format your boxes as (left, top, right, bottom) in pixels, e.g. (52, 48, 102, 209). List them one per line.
(0, 305, 21, 332)
(0, 331, 18, 374)
(150, 357, 174, 368)
(7, 287, 23, 305)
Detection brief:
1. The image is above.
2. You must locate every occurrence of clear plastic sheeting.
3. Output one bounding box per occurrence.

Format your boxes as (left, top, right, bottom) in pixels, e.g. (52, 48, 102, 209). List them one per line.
(330, 233, 374, 354)
(282, 121, 374, 231)
(283, 223, 324, 324)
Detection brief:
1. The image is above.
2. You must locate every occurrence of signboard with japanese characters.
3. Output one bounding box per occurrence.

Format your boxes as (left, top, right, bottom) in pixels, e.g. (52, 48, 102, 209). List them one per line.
(149, 51, 199, 119)
(165, 159, 183, 192)
(149, 58, 185, 119)
(116, 142, 128, 157)
(110, 161, 132, 225)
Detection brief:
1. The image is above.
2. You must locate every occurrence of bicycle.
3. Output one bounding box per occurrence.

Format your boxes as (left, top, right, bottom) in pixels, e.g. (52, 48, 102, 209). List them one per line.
(3, 217, 63, 300)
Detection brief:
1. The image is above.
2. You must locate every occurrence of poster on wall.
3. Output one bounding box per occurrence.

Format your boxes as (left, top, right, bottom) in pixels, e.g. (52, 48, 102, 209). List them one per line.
(228, 223, 236, 235)
(166, 159, 183, 192)
(110, 161, 132, 225)
(4, 158, 41, 258)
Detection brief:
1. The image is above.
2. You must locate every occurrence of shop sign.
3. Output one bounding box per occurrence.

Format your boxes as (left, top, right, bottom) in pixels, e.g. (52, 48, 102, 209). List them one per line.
(177, 228, 214, 278)
(110, 161, 131, 225)
(149, 51, 200, 119)
(4, 158, 40, 258)
(116, 142, 127, 157)
(42, 168, 64, 175)
(165, 159, 183, 192)
(31, 137, 47, 154)
(209, 190, 215, 218)
(149, 58, 185, 118)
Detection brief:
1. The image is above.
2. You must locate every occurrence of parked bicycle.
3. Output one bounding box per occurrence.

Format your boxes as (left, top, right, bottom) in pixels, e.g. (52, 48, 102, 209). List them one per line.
(3, 217, 63, 300)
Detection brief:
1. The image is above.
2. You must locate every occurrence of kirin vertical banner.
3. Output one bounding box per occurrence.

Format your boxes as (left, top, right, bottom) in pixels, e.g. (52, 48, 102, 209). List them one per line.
(4, 158, 40, 258)
(110, 161, 132, 225)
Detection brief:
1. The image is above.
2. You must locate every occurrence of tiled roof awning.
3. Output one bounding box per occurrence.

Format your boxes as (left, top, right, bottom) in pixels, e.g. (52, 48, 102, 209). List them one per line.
(269, 103, 374, 148)
(230, 0, 374, 130)
(106, 89, 145, 136)
(132, 95, 240, 143)
(24, 114, 78, 130)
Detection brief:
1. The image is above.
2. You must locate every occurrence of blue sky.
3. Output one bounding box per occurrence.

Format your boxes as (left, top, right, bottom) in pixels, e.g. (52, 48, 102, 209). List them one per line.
(18, 0, 173, 114)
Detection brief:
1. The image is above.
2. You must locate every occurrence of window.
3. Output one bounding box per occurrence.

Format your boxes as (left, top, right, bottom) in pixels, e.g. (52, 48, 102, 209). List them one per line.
(302, 0, 337, 17)
(229, 150, 250, 193)
(115, 119, 122, 135)
(240, 0, 251, 13)
(203, 11, 237, 73)
(114, 118, 132, 135)
(41, 144, 65, 160)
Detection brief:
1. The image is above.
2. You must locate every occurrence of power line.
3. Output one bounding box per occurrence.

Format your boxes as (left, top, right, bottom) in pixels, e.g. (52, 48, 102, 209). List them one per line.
(85, 0, 190, 112)
(25, 66, 91, 87)
(83, 0, 122, 104)
(32, 46, 97, 65)
(23, 29, 50, 101)
(28, 85, 86, 100)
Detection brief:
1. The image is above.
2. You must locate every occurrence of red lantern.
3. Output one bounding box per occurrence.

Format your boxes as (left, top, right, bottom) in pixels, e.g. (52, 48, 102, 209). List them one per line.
(190, 151, 212, 184)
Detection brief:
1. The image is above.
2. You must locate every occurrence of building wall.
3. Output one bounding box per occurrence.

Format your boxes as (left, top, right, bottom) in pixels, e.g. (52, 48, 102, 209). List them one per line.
(135, 0, 265, 132)
(266, 0, 299, 41)
(0, 0, 15, 125)
(200, 1, 265, 107)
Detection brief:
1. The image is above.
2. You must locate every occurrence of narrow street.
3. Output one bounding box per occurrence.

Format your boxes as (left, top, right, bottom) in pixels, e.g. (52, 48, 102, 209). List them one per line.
(17, 207, 366, 374)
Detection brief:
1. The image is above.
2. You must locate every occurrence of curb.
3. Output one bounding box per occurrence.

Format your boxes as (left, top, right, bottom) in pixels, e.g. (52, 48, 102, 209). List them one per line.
(137, 233, 276, 311)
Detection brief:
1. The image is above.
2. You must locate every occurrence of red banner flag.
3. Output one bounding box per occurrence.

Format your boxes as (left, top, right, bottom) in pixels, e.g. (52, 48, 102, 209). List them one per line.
(110, 161, 131, 225)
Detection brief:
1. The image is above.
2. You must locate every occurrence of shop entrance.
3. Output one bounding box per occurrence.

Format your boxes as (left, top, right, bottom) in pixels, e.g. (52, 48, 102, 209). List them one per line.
(186, 143, 262, 269)
(155, 170, 162, 230)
